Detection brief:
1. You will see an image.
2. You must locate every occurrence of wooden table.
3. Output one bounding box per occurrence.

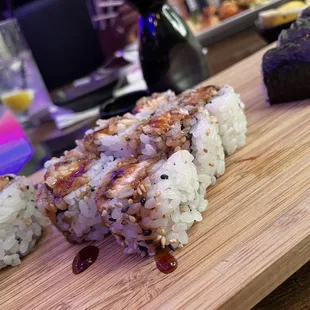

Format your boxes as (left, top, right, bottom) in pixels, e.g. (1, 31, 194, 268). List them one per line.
(1, 45, 310, 310)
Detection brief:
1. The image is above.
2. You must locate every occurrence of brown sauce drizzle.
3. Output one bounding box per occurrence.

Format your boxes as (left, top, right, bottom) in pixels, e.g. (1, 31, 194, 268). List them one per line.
(72, 245, 99, 275)
(154, 249, 178, 274)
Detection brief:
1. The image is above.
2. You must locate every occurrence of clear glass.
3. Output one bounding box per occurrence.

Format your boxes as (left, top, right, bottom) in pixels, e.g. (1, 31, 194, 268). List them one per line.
(0, 19, 52, 127)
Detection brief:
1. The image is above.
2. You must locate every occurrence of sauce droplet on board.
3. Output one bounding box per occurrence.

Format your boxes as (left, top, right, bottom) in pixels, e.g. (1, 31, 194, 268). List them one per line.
(72, 245, 99, 275)
(154, 250, 178, 274)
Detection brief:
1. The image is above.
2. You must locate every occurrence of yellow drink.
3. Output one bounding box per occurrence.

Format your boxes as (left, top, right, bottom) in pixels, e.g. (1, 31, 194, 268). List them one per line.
(1, 89, 34, 112)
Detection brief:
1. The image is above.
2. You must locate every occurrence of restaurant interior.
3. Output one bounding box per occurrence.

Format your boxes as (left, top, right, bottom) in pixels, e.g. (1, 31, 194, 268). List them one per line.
(0, 0, 309, 308)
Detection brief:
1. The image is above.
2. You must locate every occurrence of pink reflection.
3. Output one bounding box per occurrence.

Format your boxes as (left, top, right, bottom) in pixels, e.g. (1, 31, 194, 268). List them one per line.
(0, 111, 33, 174)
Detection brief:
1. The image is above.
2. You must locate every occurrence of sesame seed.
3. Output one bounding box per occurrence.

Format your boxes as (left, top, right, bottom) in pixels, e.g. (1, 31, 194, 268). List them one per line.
(129, 215, 136, 223)
(203, 148, 208, 153)
(155, 191, 161, 197)
(206, 128, 211, 136)
(115, 202, 123, 208)
(171, 225, 175, 231)
(137, 188, 143, 196)
(158, 228, 165, 235)
(84, 196, 89, 203)
(102, 210, 108, 217)
(209, 162, 215, 167)
(169, 239, 177, 243)
(128, 199, 133, 204)
(155, 235, 162, 242)
(121, 205, 129, 213)
(140, 184, 147, 193)
(161, 236, 166, 248)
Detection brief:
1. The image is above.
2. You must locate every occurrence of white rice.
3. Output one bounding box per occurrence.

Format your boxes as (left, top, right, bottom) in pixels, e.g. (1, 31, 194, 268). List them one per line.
(190, 108, 225, 205)
(206, 85, 247, 155)
(0, 176, 46, 269)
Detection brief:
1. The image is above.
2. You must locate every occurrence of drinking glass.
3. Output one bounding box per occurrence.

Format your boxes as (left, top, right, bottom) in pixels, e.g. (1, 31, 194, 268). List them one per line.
(0, 19, 52, 127)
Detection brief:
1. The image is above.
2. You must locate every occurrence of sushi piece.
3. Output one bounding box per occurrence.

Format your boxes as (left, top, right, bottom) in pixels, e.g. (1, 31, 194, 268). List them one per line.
(139, 103, 225, 196)
(95, 150, 205, 255)
(132, 90, 176, 115)
(205, 86, 247, 155)
(179, 85, 247, 155)
(290, 17, 310, 29)
(279, 28, 310, 45)
(301, 6, 310, 18)
(36, 149, 110, 243)
(0, 175, 46, 269)
(262, 37, 310, 104)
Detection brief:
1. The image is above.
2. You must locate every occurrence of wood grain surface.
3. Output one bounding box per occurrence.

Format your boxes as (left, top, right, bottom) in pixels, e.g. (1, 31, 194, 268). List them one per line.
(254, 261, 310, 309)
(1, 45, 310, 310)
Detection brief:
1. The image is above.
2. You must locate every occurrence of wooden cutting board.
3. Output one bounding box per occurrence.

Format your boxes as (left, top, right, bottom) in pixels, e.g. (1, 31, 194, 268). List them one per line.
(1, 45, 310, 310)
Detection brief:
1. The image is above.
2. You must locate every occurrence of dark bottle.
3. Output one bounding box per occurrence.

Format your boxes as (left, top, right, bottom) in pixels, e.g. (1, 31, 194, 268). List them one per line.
(126, 0, 209, 94)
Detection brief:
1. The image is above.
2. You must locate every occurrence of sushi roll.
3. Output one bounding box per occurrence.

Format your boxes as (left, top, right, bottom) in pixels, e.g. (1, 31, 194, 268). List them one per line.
(0, 175, 46, 269)
(36, 149, 110, 243)
(36, 84, 247, 256)
(95, 150, 205, 255)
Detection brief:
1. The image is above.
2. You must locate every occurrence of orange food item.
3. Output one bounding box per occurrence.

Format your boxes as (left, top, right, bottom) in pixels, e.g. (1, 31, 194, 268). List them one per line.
(219, 1, 242, 20)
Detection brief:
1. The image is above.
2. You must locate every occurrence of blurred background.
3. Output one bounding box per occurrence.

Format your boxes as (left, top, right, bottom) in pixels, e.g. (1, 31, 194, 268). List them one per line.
(0, 0, 309, 176)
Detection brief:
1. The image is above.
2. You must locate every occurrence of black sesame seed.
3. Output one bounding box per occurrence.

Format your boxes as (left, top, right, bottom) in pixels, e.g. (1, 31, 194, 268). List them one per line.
(168, 244, 176, 251)
(140, 197, 146, 205)
(26, 185, 29, 190)
(143, 229, 152, 236)
(16, 237, 22, 244)
(138, 245, 148, 252)
(91, 187, 95, 192)
(160, 174, 169, 180)
(156, 244, 162, 251)
(145, 240, 153, 244)
(109, 218, 116, 222)
(186, 132, 193, 139)
(121, 206, 129, 213)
